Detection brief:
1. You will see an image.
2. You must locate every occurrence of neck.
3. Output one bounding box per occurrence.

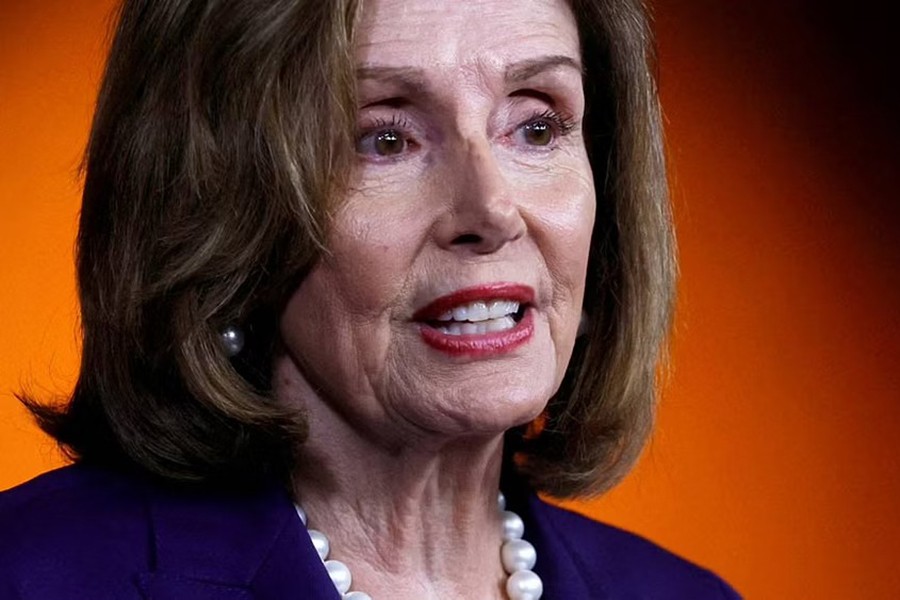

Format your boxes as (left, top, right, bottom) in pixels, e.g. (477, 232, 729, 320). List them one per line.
(280, 373, 510, 598)
(294, 433, 509, 599)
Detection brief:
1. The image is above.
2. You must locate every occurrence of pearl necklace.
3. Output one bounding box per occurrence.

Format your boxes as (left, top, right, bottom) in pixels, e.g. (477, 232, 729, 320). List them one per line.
(294, 492, 543, 600)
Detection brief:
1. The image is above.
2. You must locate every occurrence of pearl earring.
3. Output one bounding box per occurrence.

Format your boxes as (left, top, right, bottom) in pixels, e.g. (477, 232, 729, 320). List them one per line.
(220, 324, 245, 357)
(577, 311, 589, 337)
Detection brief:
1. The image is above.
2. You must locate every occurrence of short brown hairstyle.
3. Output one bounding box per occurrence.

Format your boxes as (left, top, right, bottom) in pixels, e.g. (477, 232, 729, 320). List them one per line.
(24, 0, 673, 498)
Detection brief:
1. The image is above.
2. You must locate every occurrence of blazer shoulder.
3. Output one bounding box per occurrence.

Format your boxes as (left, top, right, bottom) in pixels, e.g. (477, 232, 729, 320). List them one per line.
(0, 464, 152, 598)
(0, 465, 314, 599)
(0, 464, 150, 536)
(530, 497, 742, 599)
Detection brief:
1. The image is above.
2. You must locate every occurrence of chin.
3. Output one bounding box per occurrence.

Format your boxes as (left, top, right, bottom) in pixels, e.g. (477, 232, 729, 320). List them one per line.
(408, 383, 553, 439)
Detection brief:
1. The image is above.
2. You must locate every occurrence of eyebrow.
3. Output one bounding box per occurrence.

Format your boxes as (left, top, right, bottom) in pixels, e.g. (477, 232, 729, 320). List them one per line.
(503, 55, 584, 82)
(355, 55, 583, 92)
(356, 66, 429, 96)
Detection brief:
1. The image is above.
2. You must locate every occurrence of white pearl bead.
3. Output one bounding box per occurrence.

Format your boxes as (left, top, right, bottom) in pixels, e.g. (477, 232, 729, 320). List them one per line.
(502, 510, 525, 541)
(296, 495, 538, 600)
(506, 569, 544, 600)
(308, 529, 330, 560)
(501, 539, 537, 573)
(219, 325, 244, 356)
(325, 560, 352, 594)
(294, 505, 308, 526)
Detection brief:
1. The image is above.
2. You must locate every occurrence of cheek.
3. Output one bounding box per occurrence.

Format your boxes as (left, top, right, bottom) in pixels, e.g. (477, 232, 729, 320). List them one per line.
(554, 158, 597, 238)
(278, 260, 391, 404)
(526, 163, 596, 290)
(322, 207, 417, 317)
(522, 162, 595, 367)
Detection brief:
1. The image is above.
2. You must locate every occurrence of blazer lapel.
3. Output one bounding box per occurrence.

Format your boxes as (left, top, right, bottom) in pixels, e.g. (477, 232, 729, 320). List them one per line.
(138, 474, 610, 600)
(504, 482, 612, 600)
(137, 482, 338, 600)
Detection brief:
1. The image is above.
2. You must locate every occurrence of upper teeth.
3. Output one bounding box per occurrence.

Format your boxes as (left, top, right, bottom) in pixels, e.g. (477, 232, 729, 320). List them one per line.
(436, 300, 520, 322)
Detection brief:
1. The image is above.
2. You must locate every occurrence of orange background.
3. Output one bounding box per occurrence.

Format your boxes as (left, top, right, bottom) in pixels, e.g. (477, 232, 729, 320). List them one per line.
(2, 1, 898, 597)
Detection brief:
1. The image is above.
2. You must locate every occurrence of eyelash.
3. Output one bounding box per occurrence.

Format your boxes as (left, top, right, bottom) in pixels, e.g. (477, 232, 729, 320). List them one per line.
(523, 108, 579, 139)
(360, 114, 412, 137)
(355, 108, 579, 160)
(356, 115, 416, 160)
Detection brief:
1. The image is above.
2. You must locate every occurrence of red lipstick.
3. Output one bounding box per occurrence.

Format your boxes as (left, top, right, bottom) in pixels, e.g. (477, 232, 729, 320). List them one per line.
(413, 283, 535, 357)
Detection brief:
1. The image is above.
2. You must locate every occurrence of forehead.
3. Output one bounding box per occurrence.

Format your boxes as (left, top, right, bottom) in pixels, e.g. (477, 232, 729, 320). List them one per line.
(354, 0, 581, 73)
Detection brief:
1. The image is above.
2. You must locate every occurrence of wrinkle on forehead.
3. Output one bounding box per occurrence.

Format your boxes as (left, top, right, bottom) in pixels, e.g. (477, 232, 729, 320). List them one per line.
(354, 0, 581, 76)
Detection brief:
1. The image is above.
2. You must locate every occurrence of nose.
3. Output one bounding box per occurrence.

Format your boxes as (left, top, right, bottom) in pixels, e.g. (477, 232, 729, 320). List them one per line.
(434, 138, 526, 255)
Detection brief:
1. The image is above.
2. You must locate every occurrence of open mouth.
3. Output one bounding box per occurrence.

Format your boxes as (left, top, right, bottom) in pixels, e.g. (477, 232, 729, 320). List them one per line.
(426, 300, 527, 336)
(413, 284, 536, 356)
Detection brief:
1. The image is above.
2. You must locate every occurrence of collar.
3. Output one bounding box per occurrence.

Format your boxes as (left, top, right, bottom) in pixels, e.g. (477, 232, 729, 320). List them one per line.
(137, 475, 607, 600)
(501, 469, 613, 600)
(138, 481, 338, 600)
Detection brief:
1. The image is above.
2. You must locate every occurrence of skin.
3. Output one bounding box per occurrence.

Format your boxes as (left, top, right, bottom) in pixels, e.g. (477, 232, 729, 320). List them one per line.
(273, 0, 595, 597)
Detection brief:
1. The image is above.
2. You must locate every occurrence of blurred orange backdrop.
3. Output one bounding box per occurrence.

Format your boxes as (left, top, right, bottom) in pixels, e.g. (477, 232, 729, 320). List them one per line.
(2, 1, 898, 597)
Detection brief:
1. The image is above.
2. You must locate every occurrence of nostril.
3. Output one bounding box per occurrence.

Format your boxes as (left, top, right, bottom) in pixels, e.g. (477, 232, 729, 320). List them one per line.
(451, 233, 483, 245)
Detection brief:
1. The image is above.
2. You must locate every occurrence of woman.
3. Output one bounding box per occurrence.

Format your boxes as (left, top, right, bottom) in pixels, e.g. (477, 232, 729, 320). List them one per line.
(0, 0, 740, 598)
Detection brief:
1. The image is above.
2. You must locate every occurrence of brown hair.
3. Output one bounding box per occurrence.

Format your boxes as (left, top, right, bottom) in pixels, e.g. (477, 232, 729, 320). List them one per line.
(24, 0, 673, 498)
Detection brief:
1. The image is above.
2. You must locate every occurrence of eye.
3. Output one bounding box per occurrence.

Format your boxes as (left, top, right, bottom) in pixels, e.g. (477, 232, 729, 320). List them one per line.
(367, 129, 407, 156)
(521, 120, 553, 146)
(356, 115, 416, 159)
(516, 109, 578, 148)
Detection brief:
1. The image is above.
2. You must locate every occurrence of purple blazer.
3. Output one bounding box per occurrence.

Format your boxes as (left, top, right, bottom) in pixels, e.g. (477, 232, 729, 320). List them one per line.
(0, 465, 740, 599)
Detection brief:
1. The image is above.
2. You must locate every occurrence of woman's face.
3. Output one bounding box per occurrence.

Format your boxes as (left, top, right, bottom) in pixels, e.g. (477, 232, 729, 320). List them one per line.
(279, 0, 595, 442)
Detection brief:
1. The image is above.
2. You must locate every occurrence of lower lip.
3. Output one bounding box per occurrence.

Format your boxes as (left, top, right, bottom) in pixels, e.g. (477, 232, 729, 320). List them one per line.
(417, 309, 535, 357)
